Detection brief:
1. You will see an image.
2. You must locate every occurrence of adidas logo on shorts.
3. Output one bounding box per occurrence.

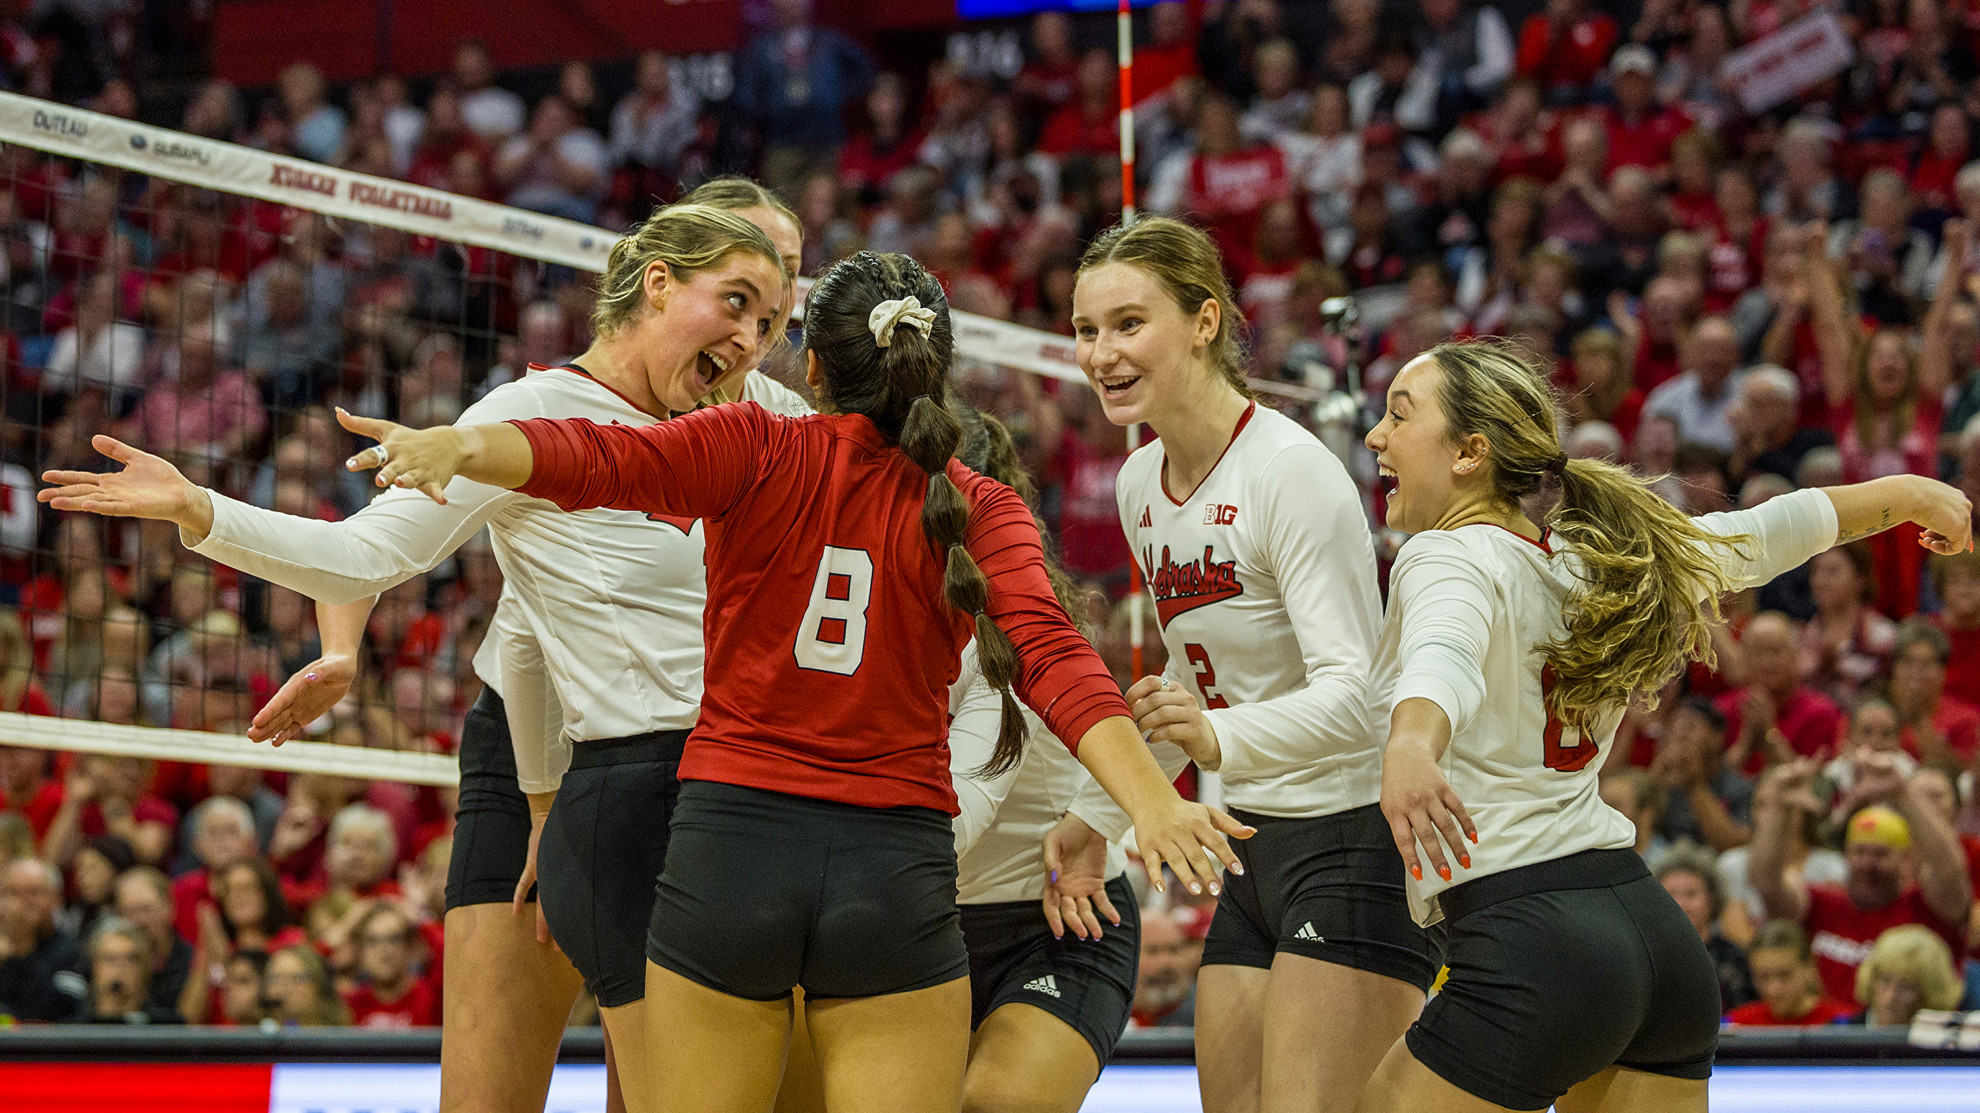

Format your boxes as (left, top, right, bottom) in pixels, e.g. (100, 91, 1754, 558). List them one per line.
(1294, 922, 1323, 943)
(1022, 975, 1063, 998)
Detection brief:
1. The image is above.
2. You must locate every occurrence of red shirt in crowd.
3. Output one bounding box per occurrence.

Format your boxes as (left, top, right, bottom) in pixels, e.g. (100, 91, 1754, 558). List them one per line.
(1803, 883, 1967, 1003)
(838, 129, 928, 196)
(1632, 333, 1682, 394)
(1962, 835, 1980, 907)
(1935, 620, 1980, 702)
(0, 775, 62, 839)
(1913, 148, 1966, 213)
(1602, 104, 1691, 172)
(1705, 219, 1768, 313)
(345, 973, 442, 1028)
(1901, 696, 1980, 766)
(1716, 685, 1843, 776)
(1515, 11, 1618, 91)
(1182, 145, 1294, 263)
(1036, 103, 1119, 159)
(1130, 40, 1198, 105)
(1726, 997, 1857, 1026)
(1831, 397, 1943, 486)
(514, 403, 1129, 813)
(1049, 430, 1133, 588)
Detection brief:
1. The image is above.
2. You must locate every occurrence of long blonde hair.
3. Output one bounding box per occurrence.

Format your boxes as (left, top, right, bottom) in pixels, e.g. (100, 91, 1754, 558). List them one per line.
(1426, 340, 1753, 732)
(590, 203, 784, 338)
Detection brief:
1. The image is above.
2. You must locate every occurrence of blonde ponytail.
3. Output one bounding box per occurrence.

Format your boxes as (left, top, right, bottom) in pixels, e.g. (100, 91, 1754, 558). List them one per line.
(1425, 340, 1753, 732)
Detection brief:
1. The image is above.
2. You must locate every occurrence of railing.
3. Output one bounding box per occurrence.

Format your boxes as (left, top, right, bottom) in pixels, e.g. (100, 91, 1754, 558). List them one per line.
(3, 1026, 1979, 1065)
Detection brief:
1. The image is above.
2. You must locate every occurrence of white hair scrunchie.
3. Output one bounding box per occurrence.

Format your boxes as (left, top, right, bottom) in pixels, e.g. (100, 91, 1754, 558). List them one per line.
(868, 296, 937, 348)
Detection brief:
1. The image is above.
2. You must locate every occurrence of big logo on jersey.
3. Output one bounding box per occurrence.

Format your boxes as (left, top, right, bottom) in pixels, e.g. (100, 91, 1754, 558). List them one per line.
(1144, 544, 1244, 627)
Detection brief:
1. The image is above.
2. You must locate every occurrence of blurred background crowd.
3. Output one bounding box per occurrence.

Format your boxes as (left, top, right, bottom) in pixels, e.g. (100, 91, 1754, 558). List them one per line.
(4, 0, 1980, 1033)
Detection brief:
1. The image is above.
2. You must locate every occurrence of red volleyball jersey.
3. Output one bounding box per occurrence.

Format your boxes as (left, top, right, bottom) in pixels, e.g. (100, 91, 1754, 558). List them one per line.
(515, 403, 1128, 813)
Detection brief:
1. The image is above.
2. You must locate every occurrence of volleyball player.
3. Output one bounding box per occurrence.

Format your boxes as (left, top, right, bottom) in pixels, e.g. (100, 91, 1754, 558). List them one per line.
(1054, 215, 1434, 1113)
(944, 407, 1141, 1113)
(1360, 339, 1971, 1112)
(42, 203, 795, 1112)
(331, 250, 1250, 1113)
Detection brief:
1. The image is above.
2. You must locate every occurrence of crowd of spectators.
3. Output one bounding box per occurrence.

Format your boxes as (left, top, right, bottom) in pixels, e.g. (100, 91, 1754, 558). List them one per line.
(4, 0, 1980, 1031)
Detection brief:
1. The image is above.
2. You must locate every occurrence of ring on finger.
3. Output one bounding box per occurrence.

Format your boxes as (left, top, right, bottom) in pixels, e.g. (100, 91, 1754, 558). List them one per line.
(371, 444, 391, 468)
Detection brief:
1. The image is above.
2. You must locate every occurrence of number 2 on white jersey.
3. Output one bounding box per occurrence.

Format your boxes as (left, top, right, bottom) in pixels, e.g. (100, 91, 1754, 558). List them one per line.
(794, 546, 873, 675)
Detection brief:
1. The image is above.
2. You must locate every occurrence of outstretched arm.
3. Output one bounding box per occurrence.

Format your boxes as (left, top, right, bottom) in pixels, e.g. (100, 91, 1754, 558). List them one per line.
(248, 597, 374, 745)
(1826, 474, 1971, 550)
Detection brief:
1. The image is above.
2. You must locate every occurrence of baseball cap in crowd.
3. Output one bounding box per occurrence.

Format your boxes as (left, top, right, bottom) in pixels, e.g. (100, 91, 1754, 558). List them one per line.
(1846, 805, 1911, 852)
(1611, 45, 1657, 78)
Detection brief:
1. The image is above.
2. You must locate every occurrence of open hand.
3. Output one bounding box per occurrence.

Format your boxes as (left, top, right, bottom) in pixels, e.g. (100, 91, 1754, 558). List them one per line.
(1040, 812, 1120, 941)
(1130, 798, 1252, 898)
(1380, 738, 1477, 884)
(249, 654, 357, 746)
(40, 435, 210, 531)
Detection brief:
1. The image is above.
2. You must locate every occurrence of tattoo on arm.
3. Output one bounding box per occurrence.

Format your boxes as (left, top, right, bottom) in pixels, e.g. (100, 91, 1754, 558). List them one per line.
(1838, 508, 1892, 545)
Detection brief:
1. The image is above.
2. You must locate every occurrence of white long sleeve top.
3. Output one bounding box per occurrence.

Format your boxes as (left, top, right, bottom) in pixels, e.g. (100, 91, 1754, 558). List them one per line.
(1105, 402, 1388, 819)
(186, 366, 810, 792)
(1381, 488, 1841, 926)
(945, 640, 1129, 905)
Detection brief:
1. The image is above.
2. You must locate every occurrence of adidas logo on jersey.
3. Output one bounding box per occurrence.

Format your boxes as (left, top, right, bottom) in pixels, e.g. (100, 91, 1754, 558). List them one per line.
(1022, 975, 1063, 998)
(1138, 506, 1152, 529)
(1294, 922, 1323, 943)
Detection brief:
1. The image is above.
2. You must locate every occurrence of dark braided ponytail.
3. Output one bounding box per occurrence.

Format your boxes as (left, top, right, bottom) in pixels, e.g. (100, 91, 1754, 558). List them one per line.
(806, 252, 1030, 776)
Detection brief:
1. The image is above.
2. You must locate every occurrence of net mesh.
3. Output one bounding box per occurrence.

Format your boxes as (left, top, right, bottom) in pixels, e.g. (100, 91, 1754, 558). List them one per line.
(0, 95, 611, 787)
(0, 91, 1333, 791)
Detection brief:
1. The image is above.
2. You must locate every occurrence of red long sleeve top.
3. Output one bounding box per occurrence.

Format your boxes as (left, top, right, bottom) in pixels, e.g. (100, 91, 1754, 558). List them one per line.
(514, 403, 1129, 813)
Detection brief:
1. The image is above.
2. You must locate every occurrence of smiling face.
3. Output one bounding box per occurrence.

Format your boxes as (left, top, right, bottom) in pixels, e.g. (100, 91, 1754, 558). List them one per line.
(1072, 261, 1220, 430)
(640, 251, 786, 413)
(1365, 355, 1472, 533)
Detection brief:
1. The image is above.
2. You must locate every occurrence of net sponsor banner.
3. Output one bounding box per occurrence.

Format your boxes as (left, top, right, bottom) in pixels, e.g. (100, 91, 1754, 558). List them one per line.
(0, 92, 614, 272)
(0, 91, 1324, 402)
(1720, 11, 1854, 115)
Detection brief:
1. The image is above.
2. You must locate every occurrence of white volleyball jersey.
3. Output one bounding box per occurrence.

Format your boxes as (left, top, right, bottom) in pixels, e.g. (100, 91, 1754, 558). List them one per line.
(948, 642, 1127, 904)
(189, 367, 810, 792)
(1107, 402, 1388, 817)
(1382, 487, 1840, 926)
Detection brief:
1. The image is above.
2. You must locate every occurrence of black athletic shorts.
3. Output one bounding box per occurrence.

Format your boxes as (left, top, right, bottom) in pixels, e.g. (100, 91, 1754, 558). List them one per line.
(445, 689, 531, 912)
(1202, 803, 1441, 991)
(960, 874, 1140, 1064)
(537, 729, 687, 1010)
(647, 779, 968, 1001)
(1407, 848, 1720, 1111)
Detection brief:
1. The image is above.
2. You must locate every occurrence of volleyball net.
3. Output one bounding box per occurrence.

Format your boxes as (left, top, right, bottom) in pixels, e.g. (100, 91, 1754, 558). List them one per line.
(0, 91, 1325, 793)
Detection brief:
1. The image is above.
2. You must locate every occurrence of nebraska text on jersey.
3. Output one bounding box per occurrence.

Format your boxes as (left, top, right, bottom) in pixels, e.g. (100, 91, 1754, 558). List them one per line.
(1143, 542, 1245, 626)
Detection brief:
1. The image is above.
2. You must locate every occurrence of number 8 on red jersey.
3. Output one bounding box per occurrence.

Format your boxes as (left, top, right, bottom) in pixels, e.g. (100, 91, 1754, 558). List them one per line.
(796, 547, 873, 675)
